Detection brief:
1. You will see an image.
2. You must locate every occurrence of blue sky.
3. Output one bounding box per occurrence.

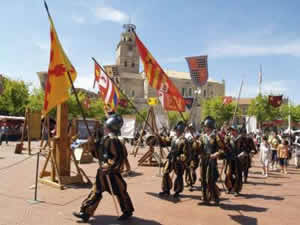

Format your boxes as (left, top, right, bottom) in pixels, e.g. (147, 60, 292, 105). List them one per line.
(1, 0, 300, 104)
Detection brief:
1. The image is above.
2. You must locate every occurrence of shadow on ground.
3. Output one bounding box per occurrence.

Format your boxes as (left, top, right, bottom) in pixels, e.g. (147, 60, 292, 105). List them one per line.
(145, 191, 202, 203)
(123, 171, 143, 178)
(249, 171, 263, 175)
(64, 182, 93, 189)
(229, 214, 257, 225)
(239, 193, 284, 201)
(76, 215, 162, 225)
(245, 181, 282, 186)
(220, 203, 268, 213)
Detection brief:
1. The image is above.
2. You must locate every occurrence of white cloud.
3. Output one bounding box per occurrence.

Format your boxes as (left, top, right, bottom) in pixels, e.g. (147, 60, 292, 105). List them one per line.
(94, 7, 129, 24)
(262, 81, 287, 95)
(226, 80, 288, 98)
(72, 15, 86, 24)
(206, 40, 300, 58)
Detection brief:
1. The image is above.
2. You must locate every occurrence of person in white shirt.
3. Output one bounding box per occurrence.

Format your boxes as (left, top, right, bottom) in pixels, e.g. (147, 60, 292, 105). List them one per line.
(293, 136, 300, 168)
(259, 136, 271, 177)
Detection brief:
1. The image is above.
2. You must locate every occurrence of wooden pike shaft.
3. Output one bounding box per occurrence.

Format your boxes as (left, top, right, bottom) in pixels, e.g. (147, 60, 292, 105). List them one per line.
(231, 80, 244, 125)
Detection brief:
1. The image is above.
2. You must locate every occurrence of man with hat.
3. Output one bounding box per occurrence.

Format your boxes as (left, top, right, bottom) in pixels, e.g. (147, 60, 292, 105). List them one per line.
(238, 127, 257, 183)
(223, 124, 243, 196)
(184, 123, 201, 191)
(73, 114, 134, 222)
(198, 116, 224, 205)
(159, 121, 190, 199)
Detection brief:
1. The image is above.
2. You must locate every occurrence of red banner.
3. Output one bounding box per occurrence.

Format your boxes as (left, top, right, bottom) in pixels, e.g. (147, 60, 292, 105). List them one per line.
(268, 95, 283, 107)
(223, 96, 233, 105)
(185, 56, 208, 87)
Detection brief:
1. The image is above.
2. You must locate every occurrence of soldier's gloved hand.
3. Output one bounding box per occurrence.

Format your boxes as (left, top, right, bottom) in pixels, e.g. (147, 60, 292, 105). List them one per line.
(102, 163, 110, 170)
(179, 154, 186, 161)
(210, 153, 218, 159)
(108, 159, 115, 165)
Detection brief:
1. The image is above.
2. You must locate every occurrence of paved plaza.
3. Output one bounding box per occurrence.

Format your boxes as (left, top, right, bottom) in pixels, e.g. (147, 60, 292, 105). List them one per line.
(0, 141, 299, 225)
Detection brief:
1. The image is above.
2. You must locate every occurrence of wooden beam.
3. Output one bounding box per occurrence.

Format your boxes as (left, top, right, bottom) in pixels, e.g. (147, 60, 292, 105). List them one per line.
(56, 103, 70, 176)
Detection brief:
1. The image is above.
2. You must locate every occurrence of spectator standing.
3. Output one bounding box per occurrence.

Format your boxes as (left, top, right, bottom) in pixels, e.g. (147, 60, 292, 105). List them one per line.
(259, 136, 271, 177)
(277, 140, 289, 174)
(4, 125, 9, 144)
(0, 124, 9, 145)
(0, 125, 3, 145)
(269, 132, 279, 171)
(294, 137, 300, 168)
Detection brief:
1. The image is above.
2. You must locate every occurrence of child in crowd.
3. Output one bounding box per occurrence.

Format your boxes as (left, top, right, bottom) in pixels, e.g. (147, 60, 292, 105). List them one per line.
(277, 139, 289, 174)
(259, 136, 271, 177)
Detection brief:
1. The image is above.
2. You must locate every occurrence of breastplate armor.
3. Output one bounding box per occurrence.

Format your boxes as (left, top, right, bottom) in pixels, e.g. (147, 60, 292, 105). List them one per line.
(203, 134, 217, 154)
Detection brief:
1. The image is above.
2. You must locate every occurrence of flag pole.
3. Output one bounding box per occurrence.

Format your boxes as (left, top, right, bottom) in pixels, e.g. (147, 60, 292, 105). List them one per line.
(66, 72, 92, 137)
(288, 97, 291, 135)
(231, 80, 244, 125)
(91, 57, 168, 146)
(67, 70, 121, 216)
(258, 64, 262, 95)
(44, 0, 91, 136)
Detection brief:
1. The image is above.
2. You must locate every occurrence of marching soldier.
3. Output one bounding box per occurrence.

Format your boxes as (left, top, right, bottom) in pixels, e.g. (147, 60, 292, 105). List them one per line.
(73, 114, 134, 222)
(199, 116, 224, 205)
(238, 127, 257, 183)
(184, 124, 201, 191)
(159, 121, 189, 199)
(223, 125, 243, 196)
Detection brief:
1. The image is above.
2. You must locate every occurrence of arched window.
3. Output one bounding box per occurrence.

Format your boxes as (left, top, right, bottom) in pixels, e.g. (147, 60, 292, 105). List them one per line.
(124, 61, 127, 67)
(131, 62, 135, 68)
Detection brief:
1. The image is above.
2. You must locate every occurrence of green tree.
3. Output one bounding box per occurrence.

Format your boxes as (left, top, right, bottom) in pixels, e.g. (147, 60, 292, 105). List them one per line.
(27, 88, 44, 112)
(0, 78, 29, 116)
(202, 96, 236, 128)
(167, 111, 189, 128)
(247, 95, 281, 125)
(279, 103, 300, 124)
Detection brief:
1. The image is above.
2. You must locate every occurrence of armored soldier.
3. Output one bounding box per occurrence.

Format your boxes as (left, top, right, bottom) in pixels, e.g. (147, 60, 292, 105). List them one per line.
(199, 116, 224, 205)
(184, 125, 201, 191)
(73, 114, 134, 222)
(238, 127, 257, 183)
(159, 121, 189, 198)
(223, 125, 243, 196)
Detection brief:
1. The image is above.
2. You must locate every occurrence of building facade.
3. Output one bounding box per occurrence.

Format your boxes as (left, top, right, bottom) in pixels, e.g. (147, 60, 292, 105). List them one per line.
(104, 24, 225, 120)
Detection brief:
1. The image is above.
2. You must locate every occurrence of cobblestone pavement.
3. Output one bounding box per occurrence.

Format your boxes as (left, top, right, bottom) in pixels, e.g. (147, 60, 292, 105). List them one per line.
(0, 141, 300, 225)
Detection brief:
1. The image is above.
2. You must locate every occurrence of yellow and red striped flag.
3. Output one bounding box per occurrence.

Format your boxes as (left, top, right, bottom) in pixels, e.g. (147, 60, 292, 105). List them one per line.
(93, 63, 101, 88)
(135, 33, 185, 112)
(42, 1, 77, 115)
(94, 61, 120, 111)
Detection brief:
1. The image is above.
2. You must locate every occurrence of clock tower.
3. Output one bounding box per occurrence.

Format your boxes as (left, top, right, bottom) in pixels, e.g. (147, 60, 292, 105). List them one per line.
(116, 24, 140, 74)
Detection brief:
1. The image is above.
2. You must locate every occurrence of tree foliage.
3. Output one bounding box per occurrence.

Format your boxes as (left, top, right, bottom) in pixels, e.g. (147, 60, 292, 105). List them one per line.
(202, 96, 237, 128)
(27, 88, 44, 112)
(247, 95, 281, 123)
(0, 78, 29, 116)
(167, 111, 189, 128)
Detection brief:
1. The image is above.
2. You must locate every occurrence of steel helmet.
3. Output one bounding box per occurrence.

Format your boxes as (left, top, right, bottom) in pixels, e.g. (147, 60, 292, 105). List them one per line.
(105, 114, 123, 134)
(174, 121, 186, 133)
(203, 116, 216, 129)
